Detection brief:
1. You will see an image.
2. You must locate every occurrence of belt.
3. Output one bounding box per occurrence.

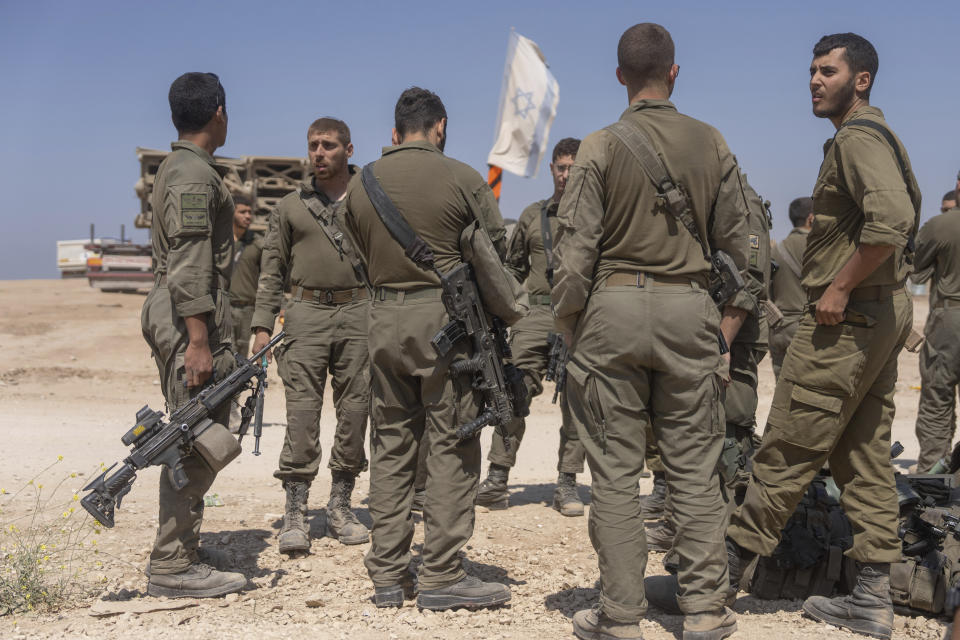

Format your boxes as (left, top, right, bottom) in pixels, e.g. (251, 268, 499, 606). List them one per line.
(375, 286, 442, 302)
(293, 285, 368, 305)
(230, 300, 255, 308)
(807, 282, 905, 303)
(602, 270, 703, 289)
(155, 273, 230, 290)
(939, 299, 960, 309)
(529, 294, 552, 305)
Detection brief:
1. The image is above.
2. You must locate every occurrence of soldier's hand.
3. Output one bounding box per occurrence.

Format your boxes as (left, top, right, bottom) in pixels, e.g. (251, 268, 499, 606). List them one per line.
(184, 340, 214, 388)
(815, 283, 849, 326)
(251, 328, 274, 363)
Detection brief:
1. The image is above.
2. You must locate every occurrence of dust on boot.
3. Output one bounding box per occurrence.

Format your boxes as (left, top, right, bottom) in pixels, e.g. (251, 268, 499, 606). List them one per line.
(553, 472, 584, 517)
(278, 480, 311, 555)
(326, 470, 369, 545)
(802, 562, 894, 640)
(475, 463, 510, 509)
(641, 471, 667, 520)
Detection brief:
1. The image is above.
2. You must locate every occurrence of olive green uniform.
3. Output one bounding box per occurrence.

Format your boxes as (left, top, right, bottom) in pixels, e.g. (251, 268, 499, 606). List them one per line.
(769, 228, 809, 378)
(912, 207, 960, 471)
(485, 198, 584, 473)
(553, 100, 752, 620)
(343, 139, 507, 590)
(229, 231, 264, 358)
(251, 169, 370, 482)
(729, 106, 920, 565)
(140, 141, 236, 574)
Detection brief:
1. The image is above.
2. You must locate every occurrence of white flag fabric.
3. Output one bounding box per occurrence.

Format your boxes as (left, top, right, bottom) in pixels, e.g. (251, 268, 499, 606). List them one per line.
(487, 31, 560, 178)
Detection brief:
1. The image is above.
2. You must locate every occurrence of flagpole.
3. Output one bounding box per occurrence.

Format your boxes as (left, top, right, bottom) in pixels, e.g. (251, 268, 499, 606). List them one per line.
(487, 165, 503, 202)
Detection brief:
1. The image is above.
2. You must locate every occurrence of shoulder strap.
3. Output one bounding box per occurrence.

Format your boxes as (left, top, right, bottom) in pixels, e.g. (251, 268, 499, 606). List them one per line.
(539, 200, 555, 287)
(360, 163, 438, 275)
(297, 186, 370, 288)
(778, 239, 803, 280)
(604, 121, 710, 259)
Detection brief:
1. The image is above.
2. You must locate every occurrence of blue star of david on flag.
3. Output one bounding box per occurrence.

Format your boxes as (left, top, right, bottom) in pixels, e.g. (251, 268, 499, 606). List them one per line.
(512, 89, 535, 119)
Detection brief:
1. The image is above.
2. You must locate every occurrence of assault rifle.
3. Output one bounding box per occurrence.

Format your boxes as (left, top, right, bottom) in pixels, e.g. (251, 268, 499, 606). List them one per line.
(431, 263, 528, 443)
(80, 331, 284, 528)
(545, 332, 568, 404)
(900, 502, 960, 557)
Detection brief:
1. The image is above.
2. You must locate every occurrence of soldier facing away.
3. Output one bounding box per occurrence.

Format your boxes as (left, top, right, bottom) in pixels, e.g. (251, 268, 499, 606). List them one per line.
(476, 136, 587, 517)
(250, 117, 371, 554)
(768, 196, 813, 379)
(343, 87, 511, 610)
(912, 178, 960, 472)
(141, 72, 247, 598)
(721, 33, 920, 640)
(552, 23, 752, 640)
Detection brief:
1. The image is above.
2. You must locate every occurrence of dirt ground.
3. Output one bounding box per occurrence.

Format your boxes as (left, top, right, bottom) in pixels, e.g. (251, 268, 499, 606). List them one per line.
(0, 278, 950, 639)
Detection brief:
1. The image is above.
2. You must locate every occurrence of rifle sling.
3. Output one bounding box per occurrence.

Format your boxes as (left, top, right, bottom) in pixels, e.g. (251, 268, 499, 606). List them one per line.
(540, 200, 555, 288)
(360, 163, 438, 274)
(296, 186, 370, 287)
(778, 240, 803, 281)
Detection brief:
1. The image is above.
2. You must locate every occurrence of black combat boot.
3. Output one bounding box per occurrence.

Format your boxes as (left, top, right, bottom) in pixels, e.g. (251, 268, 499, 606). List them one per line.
(326, 470, 370, 545)
(641, 471, 667, 520)
(278, 480, 310, 555)
(553, 472, 585, 517)
(802, 562, 893, 639)
(725, 536, 756, 601)
(475, 464, 510, 509)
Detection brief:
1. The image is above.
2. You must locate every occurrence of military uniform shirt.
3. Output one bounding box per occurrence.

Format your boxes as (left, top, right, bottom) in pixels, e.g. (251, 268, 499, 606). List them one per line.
(344, 140, 506, 288)
(505, 198, 559, 295)
(771, 228, 809, 315)
(914, 207, 960, 305)
(552, 99, 752, 334)
(150, 140, 235, 318)
(251, 176, 362, 330)
(230, 231, 264, 306)
(803, 106, 920, 289)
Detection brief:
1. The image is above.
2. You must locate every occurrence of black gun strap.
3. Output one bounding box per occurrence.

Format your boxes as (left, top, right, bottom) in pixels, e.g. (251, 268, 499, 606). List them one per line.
(297, 185, 371, 287)
(540, 200, 556, 288)
(360, 163, 437, 273)
(605, 121, 710, 260)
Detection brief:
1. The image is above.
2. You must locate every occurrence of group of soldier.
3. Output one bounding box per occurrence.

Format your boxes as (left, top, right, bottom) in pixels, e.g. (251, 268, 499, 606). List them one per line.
(131, 18, 960, 640)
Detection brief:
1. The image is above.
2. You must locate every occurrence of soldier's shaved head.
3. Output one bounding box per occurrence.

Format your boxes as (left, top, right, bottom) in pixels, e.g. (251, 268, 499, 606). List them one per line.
(617, 23, 675, 91)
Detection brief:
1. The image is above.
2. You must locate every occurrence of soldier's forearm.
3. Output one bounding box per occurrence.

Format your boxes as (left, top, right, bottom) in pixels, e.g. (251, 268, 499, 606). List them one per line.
(184, 314, 209, 347)
(719, 306, 748, 348)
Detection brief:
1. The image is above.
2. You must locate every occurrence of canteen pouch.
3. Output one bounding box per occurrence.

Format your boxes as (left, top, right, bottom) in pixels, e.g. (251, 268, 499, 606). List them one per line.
(889, 552, 949, 614)
(459, 221, 529, 326)
(192, 418, 242, 473)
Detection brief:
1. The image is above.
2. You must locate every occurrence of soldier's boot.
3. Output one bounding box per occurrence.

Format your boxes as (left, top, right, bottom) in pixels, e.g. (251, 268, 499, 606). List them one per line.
(553, 472, 585, 517)
(416, 575, 510, 611)
(326, 470, 370, 545)
(572, 605, 644, 640)
(645, 518, 676, 552)
(374, 571, 418, 608)
(640, 471, 666, 520)
(725, 536, 756, 602)
(645, 537, 751, 615)
(411, 488, 426, 513)
(147, 563, 246, 599)
(802, 562, 893, 640)
(682, 607, 737, 640)
(278, 480, 311, 555)
(475, 464, 510, 510)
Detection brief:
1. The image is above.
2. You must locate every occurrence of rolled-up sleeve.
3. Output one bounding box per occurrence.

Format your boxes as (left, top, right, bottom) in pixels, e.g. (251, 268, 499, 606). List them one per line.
(165, 183, 216, 317)
(709, 136, 753, 312)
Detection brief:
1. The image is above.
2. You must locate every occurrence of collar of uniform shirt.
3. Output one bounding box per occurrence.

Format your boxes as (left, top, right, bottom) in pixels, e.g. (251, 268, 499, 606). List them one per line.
(620, 98, 677, 119)
(380, 139, 441, 157)
(171, 140, 217, 165)
(838, 104, 885, 126)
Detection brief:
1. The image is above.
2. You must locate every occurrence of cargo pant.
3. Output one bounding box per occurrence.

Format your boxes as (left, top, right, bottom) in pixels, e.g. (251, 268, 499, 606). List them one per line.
(141, 282, 236, 574)
(565, 279, 729, 620)
(729, 289, 912, 563)
(915, 306, 960, 471)
(364, 292, 482, 590)
(230, 302, 255, 359)
(273, 296, 369, 482)
(768, 313, 801, 380)
(487, 304, 585, 473)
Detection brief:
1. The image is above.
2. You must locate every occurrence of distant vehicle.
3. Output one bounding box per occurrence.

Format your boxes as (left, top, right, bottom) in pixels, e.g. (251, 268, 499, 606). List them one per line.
(57, 238, 102, 278)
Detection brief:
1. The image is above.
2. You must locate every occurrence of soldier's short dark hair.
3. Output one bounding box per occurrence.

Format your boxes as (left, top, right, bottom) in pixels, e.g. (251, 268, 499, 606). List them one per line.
(394, 87, 447, 137)
(788, 197, 814, 227)
(308, 117, 351, 145)
(813, 33, 879, 98)
(232, 193, 253, 208)
(944, 190, 957, 203)
(617, 23, 675, 89)
(168, 72, 225, 134)
(552, 138, 581, 163)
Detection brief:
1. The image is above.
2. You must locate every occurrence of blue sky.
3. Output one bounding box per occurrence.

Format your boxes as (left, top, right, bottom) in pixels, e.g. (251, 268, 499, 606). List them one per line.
(1, 1, 957, 278)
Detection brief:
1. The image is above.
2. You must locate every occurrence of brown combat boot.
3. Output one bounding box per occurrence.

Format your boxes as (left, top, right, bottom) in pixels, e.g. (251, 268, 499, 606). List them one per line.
(641, 471, 666, 520)
(475, 464, 510, 509)
(553, 472, 585, 516)
(278, 480, 310, 555)
(645, 518, 676, 552)
(802, 562, 893, 639)
(416, 575, 510, 610)
(572, 605, 644, 640)
(683, 607, 737, 640)
(147, 563, 246, 599)
(326, 470, 369, 545)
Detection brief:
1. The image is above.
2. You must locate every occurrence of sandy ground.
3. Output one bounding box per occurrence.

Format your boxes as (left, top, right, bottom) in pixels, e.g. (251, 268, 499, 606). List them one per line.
(0, 278, 949, 640)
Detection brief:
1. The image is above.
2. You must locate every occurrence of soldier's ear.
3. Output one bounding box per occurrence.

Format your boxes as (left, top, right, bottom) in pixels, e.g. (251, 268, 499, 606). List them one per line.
(391, 128, 401, 145)
(345, 142, 354, 159)
(615, 67, 627, 86)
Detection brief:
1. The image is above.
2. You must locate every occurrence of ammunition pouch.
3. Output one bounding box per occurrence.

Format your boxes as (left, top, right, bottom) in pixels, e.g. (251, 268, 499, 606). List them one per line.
(890, 551, 949, 614)
(192, 419, 241, 473)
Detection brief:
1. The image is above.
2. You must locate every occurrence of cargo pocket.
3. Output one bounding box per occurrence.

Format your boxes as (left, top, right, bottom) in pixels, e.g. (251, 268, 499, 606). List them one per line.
(769, 383, 845, 452)
(564, 359, 607, 452)
(273, 337, 293, 384)
(709, 374, 724, 436)
(781, 310, 875, 397)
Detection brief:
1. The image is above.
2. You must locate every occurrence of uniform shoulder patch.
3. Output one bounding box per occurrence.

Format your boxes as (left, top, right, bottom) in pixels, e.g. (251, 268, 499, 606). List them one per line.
(181, 193, 209, 228)
(749, 234, 760, 249)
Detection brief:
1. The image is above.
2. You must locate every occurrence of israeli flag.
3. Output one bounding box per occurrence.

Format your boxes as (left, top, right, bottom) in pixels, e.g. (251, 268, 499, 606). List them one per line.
(487, 31, 560, 178)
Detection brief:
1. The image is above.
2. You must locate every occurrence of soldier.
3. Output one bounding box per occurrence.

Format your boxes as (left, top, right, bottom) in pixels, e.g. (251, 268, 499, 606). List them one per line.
(228, 194, 263, 360)
(140, 72, 246, 598)
(553, 24, 752, 640)
(912, 178, 960, 472)
(768, 196, 814, 379)
(721, 34, 920, 640)
(476, 137, 587, 516)
(250, 117, 371, 554)
(343, 87, 511, 610)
